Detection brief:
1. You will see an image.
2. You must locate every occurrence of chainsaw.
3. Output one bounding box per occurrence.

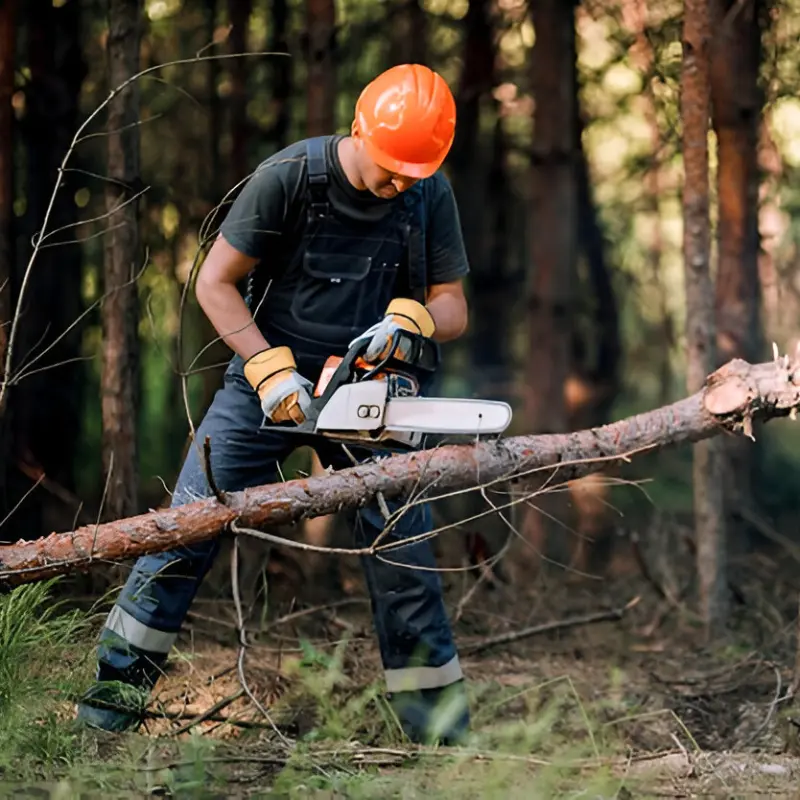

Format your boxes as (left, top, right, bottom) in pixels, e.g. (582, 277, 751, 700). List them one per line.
(268, 329, 512, 451)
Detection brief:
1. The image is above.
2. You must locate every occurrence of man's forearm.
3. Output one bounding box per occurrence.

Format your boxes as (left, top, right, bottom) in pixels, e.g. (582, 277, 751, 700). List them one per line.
(196, 280, 271, 362)
(426, 291, 468, 342)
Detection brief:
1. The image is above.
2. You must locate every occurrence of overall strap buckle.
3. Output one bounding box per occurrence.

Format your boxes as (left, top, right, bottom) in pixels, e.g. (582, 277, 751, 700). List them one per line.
(305, 136, 331, 222)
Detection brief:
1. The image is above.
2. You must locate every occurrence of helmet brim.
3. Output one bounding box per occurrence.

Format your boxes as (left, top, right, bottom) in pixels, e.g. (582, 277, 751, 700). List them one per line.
(362, 136, 448, 180)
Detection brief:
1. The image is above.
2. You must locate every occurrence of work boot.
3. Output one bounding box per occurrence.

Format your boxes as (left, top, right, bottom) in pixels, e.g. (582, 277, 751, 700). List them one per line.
(388, 679, 471, 746)
(75, 681, 147, 733)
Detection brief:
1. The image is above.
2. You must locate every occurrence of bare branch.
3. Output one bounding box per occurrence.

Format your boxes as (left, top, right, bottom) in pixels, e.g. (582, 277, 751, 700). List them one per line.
(9, 253, 150, 387)
(461, 598, 641, 656)
(0, 48, 291, 416)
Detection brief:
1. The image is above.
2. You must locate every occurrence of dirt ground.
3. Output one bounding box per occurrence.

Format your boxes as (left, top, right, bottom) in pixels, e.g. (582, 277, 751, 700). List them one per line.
(37, 523, 798, 799)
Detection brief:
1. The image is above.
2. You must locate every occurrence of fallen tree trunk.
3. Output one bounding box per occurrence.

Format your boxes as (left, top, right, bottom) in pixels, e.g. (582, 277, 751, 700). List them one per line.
(1, 353, 799, 587)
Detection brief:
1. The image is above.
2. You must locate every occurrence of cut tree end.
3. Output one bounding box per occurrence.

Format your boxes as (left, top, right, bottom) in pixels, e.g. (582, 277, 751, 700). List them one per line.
(702, 348, 800, 422)
(704, 375, 752, 415)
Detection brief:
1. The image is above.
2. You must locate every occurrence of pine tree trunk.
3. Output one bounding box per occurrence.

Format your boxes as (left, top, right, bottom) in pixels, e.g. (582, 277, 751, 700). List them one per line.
(521, 0, 579, 571)
(306, 0, 335, 136)
(0, 0, 13, 396)
(681, 0, 728, 637)
(101, 0, 143, 520)
(270, 0, 291, 151)
(526, 0, 578, 435)
(0, 0, 15, 509)
(11, 0, 86, 537)
(227, 0, 252, 185)
(710, 0, 763, 551)
(451, 0, 513, 397)
(622, 0, 674, 405)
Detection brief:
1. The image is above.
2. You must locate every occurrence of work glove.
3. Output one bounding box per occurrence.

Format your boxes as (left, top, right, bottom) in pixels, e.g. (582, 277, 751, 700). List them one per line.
(243, 346, 313, 425)
(352, 298, 436, 363)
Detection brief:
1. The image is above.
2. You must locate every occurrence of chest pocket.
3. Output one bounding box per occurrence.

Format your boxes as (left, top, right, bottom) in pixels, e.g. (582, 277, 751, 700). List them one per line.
(289, 222, 408, 341)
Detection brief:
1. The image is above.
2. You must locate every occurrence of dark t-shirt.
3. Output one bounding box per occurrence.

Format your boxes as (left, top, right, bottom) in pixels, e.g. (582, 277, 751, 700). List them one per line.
(218, 134, 470, 288)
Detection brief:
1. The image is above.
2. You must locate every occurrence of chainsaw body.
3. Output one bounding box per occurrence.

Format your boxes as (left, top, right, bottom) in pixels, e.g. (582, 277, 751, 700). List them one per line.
(265, 329, 512, 451)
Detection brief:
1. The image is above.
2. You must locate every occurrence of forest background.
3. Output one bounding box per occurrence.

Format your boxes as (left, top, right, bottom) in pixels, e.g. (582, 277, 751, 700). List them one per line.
(2, 0, 800, 795)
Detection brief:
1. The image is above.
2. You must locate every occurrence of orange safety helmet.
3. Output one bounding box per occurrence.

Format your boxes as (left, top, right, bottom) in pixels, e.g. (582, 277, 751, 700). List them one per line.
(353, 64, 456, 180)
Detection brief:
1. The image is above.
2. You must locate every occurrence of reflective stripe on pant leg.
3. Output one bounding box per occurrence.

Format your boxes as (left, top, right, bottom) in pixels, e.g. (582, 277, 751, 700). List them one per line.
(354, 497, 470, 743)
(83, 376, 294, 729)
(93, 371, 290, 690)
(384, 653, 463, 693)
(104, 605, 178, 655)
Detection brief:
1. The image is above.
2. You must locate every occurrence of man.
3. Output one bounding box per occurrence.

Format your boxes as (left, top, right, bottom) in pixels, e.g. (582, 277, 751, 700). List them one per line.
(76, 64, 472, 745)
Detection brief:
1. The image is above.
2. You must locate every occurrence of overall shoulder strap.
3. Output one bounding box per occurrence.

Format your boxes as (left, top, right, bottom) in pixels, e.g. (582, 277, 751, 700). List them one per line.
(403, 181, 429, 304)
(304, 135, 331, 222)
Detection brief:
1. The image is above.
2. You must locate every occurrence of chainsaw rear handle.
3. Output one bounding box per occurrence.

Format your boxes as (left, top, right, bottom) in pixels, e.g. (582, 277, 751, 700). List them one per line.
(314, 328, 438, 410)
(268, 328, 440, 433)
(360, 328, 440, 380)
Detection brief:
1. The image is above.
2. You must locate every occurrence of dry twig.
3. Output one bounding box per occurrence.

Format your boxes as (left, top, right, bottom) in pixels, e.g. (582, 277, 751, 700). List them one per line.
(166, 688, 245, 737)
(462, 597, 640, 655)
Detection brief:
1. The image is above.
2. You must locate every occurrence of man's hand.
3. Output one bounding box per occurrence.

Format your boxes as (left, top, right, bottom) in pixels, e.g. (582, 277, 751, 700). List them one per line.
(244, 346, 313, 424)
(352, 298, 437, 363)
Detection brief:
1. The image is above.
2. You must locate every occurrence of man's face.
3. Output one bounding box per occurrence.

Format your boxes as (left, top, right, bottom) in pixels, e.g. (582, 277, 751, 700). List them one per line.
(356, 145, 420, 199)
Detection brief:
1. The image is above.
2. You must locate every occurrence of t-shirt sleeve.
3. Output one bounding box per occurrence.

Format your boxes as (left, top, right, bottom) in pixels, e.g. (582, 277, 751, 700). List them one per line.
(424, 173, 471, 285)
(219, 161, 289, 259)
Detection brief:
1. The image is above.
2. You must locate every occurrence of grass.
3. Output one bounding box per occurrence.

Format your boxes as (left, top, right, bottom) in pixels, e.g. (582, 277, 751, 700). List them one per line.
(0, 580, 98, 778)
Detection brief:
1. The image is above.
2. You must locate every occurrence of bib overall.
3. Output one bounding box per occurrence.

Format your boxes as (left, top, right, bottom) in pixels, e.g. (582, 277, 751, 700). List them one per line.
(77, 137, 470, 745)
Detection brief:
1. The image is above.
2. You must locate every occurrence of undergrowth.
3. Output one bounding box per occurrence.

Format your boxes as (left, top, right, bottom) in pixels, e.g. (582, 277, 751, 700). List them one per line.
(0, 579, 98, 779)
(0, 584, 641, 797)
(0, 580, 791, 798)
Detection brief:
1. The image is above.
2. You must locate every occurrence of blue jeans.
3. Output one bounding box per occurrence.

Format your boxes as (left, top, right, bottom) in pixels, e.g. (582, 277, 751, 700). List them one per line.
(77, 361, 469, 744)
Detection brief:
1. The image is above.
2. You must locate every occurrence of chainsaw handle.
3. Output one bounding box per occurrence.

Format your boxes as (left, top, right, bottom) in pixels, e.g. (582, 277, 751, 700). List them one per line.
(308, 329, 438, 419)
(361, 328, 439, 380)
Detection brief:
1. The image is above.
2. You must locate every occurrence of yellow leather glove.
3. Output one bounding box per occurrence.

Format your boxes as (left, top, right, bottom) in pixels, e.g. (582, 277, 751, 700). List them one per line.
(352, 298, 436, 363)
(243, 346, 313, 425)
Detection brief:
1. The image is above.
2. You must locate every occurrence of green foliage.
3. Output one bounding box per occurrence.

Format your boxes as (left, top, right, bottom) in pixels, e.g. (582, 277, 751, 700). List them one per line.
(0, 580, 97, 778)
(274, 634, 394, 745)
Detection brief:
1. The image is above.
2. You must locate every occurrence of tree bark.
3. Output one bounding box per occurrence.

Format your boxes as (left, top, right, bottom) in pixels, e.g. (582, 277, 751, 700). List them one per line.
(206, 0, 221, 204)
(681, 0, 728, 637)
(11, 0, 86, 536)
(710, 0, 764, 550)
(0, 0, 14, 511)
(527, 0, 578, 435)
(450, 0, 515, 399)
(0, 353, 796, 588)
(522, 0, 579, 569)
(305, 0, 335, 137)
(102, 0, 143, 521)
(622, 0, 674, 406)
(270, 0, 291, 152)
